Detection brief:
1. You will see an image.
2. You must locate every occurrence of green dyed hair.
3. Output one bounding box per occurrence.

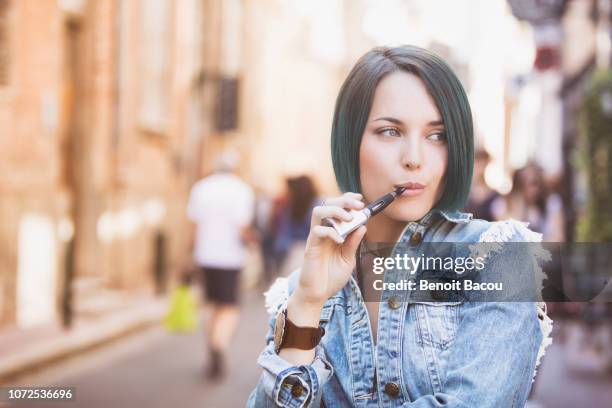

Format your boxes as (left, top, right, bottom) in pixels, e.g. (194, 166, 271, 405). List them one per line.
(331, 45, 474, 212)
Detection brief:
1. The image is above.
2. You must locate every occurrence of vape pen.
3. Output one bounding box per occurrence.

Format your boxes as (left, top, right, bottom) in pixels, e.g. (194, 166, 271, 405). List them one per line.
(322, 186, 407, 242)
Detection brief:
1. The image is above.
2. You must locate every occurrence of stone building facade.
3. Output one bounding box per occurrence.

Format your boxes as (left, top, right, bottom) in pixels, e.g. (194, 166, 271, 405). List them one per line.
(0, 0, 229, 329)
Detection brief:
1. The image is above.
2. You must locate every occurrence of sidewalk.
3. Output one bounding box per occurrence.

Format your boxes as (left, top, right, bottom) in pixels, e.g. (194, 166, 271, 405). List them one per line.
(0, 290, 168, 384)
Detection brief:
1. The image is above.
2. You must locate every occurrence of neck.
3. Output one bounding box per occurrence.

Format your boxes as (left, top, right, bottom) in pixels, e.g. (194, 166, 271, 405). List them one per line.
(364, 212, 407, 244)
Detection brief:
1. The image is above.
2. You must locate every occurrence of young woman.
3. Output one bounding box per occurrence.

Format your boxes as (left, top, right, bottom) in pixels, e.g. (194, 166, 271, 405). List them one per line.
(247, 45, 552, 407)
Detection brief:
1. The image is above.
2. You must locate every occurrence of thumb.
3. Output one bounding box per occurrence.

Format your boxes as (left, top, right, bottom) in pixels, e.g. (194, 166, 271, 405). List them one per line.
(340, 225, 366, 263)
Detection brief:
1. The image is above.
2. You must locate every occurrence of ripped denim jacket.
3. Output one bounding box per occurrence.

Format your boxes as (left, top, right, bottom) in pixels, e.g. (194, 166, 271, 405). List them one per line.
(247, 209, 553, 408)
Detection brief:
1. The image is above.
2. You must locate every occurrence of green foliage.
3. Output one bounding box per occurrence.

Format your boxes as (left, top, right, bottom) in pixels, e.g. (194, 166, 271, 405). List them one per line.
(577, 68, 612, 241)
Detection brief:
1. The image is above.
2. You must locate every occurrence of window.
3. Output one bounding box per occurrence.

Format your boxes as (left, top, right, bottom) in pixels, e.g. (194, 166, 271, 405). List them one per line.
(215, 77, 239, 132)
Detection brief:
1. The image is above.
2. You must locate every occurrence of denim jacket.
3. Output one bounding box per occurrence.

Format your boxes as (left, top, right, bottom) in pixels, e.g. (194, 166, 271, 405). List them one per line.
(247, 209, 553, 408)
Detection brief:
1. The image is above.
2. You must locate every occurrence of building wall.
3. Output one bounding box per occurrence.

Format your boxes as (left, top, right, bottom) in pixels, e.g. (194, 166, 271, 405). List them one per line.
(0, 0, 210, 329)
(0, 0, 69, 328)
(239, 0, 347, 196)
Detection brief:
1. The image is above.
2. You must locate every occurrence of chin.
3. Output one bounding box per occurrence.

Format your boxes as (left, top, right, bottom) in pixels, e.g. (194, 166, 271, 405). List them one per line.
(385, 204, 431, 223)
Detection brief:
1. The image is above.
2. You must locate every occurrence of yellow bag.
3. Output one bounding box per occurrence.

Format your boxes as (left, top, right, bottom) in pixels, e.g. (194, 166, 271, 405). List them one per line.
(163, 284, 198, 332)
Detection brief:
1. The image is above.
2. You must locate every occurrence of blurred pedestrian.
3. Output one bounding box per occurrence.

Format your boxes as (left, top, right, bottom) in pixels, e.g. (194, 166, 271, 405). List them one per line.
(491, 161, 565, 241)
(464, 148, 499, 221)
(273, 175, 321, 276)
(186, 149, 255, 380)
(252, 185, 277, 288)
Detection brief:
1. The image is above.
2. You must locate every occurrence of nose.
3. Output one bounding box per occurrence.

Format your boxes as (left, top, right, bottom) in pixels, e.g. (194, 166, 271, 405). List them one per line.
(400, 132, 423, 170)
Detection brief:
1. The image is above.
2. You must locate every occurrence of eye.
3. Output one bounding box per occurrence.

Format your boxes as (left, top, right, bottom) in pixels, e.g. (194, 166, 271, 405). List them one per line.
(428, 131, 447, 142)
(377, 127, 401, 137)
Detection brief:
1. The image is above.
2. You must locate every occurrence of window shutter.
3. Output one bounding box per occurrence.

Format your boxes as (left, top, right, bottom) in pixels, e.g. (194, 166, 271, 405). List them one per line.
(215, 77, 239, 132)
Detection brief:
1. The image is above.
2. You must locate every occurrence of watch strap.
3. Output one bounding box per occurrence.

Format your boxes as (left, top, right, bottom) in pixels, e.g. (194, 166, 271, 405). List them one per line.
(282, 317, 325, 351)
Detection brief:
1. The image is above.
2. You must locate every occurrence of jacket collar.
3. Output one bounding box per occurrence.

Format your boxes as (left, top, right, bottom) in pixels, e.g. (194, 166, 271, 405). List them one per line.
(390, 208, 472, 248)
(411, 208, 473, 228)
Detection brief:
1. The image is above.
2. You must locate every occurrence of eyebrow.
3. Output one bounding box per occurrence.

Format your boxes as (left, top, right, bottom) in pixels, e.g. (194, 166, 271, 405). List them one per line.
(372, 117, 444, 127)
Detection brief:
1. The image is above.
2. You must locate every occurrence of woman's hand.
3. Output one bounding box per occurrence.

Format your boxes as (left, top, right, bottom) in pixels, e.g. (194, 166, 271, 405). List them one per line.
(292, 192, 367, 311)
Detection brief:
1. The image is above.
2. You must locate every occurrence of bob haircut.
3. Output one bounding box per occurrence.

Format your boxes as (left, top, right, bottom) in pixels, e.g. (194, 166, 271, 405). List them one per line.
(331, 45, 474, 212)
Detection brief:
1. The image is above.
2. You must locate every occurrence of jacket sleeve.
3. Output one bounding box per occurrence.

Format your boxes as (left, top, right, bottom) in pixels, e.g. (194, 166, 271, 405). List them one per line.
(247, 273, 334, 408)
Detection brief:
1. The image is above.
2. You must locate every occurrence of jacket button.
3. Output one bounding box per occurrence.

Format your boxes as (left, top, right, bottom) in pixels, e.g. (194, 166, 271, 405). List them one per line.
(409, 231, 422, 246)
(291, 383, 304, 397)
(384, 382, 400, 397)
(388, 296, 401, 309)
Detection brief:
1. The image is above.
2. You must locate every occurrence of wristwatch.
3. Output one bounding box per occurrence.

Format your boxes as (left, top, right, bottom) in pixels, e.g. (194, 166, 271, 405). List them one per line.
(273, 307, 325, 354)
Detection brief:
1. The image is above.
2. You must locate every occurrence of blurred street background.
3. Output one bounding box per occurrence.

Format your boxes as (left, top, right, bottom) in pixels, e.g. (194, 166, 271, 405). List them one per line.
(0, 0, 611, 407)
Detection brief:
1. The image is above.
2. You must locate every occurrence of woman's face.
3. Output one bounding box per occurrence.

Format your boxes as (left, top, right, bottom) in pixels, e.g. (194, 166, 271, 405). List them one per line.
(359, 71, 448, 222)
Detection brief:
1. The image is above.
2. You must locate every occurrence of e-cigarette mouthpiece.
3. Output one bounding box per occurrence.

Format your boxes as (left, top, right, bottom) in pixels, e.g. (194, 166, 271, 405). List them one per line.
(367, 186, 406, 216)
(322, 186, 406, 242)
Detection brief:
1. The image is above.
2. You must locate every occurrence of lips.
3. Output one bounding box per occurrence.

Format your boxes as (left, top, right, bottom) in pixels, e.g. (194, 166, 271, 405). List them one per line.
(396, 182, 426, 197)
(396, 182, 425, 190)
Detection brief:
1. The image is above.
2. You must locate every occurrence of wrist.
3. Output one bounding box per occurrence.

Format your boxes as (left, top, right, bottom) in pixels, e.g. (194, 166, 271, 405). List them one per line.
(287, 291, 324, 327)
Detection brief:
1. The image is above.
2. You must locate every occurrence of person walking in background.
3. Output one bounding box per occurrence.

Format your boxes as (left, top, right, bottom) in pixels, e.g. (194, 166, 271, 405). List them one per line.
(252, 185, 277, 289)
(464, 148, 499, 221)
(491, 161, 565, 242)
(186, 150, 255, 380)
(254, 178, 292, 287)
(273, 175, 321, 277)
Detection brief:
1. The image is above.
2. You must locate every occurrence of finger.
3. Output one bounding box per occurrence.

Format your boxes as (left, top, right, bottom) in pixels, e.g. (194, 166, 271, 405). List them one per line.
(323, 191, 362, 203)
(341, 225, 367, 261)
(323, 196, 365, 211)
(311, 205, 353, 227)
(343, 191, 363, 200)
(311, 225, 345, 245)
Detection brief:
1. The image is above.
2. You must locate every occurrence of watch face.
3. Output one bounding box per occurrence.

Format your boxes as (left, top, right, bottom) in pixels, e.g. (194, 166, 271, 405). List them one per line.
(273, 309, 286, 353)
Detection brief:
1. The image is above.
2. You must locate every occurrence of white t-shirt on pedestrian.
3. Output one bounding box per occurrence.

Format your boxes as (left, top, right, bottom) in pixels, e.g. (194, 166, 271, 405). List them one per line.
(187, 172, 255, 269)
